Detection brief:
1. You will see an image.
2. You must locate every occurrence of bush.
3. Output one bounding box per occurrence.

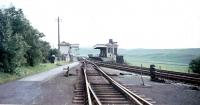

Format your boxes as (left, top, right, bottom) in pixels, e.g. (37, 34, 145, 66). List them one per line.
(49, 48, 60, 57)
(189, 57, 200, 74)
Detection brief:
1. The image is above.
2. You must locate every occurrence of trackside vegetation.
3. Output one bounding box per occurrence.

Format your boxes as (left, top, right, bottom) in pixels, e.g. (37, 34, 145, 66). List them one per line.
(0, 6, 63, 81)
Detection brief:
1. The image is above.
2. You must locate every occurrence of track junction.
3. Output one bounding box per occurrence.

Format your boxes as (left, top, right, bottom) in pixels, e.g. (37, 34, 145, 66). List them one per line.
(73, 60, 154, 105)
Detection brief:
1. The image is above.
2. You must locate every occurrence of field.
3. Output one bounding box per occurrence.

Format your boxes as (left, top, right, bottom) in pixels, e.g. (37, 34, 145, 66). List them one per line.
(79, 48, 200, 73)
(119, 49, 200, 72)
(123, 55, 189, 73)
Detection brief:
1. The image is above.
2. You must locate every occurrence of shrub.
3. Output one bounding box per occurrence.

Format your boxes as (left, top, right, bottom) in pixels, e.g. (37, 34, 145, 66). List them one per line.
(189, 57, 200, 74)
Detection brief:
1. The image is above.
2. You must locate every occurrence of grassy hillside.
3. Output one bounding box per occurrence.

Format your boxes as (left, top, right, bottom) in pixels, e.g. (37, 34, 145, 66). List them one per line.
(79, 48, 200, 73)
(120, 48, 200, 72)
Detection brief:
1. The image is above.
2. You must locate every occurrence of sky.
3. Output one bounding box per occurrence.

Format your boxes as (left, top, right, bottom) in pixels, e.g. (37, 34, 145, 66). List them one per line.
(0, 0, 200, 49)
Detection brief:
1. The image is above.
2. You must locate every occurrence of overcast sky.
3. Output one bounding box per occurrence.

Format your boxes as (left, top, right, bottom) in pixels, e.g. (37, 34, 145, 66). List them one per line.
(1, 0, 200, 49)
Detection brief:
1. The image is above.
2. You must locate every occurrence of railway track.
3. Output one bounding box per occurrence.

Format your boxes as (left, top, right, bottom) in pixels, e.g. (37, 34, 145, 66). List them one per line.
(73, 60, 154, 105)
(94, 61, 200, 86)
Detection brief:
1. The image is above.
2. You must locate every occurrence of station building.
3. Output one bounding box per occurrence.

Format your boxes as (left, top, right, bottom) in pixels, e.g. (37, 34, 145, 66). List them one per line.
(93, 39, 124, 63)
(59, 41, 79, 62)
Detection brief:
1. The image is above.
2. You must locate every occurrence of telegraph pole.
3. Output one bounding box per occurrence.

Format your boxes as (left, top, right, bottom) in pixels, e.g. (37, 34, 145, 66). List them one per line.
(57, 17, 60, 51)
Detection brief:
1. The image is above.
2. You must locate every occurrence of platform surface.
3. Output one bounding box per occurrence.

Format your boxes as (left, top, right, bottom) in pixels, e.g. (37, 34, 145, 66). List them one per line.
(0, 62, 80, 105)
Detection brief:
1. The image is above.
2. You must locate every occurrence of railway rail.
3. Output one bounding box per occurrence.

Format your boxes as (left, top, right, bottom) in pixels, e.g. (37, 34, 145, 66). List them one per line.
(73, 60, 154, 105)
(94, 61, 200, 86)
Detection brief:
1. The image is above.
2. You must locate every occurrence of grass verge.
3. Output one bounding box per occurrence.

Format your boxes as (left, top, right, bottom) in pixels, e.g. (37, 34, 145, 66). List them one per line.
(127, 61, 189, 73)
(0, 61, 68, 84)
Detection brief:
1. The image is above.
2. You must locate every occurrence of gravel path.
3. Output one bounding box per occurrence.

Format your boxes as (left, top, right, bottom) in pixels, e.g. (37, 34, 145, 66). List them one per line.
(0, 62, 80, 105)
(20, 62, 79, 81)
(101, 67, 200, 105)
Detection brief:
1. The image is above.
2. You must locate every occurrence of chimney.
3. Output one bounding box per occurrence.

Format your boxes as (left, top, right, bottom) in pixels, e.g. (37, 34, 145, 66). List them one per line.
(109, 39, 113, 44)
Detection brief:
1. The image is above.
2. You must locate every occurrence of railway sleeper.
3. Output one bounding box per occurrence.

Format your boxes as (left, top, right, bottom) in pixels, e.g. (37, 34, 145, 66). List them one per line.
(94, 89, 119, 92)
(96, 94, 126, 98)
(95, 92, 122, 95)
(100, 100, 131, 104)
(98, 97, 128, 101)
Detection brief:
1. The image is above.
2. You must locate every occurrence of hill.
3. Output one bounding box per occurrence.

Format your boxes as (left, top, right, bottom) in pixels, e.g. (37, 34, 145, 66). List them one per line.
(78, 48, 200, 72)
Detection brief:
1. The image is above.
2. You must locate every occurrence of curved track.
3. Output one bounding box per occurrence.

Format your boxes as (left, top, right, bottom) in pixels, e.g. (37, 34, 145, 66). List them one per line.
(73, 60, 154, 105)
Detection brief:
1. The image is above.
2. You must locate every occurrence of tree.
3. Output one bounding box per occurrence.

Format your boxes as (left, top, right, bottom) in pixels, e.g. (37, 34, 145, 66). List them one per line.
(3, 7, 42, 67)
(40, 40, 51, 63)
(0, 6, 51, 73)
(189, 57, 200, 74)
(0, 7, 28, 73)
(23, 29, 43, 66)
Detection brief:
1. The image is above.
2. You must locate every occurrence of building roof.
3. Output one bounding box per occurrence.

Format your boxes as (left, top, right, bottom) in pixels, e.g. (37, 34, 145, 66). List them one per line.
(59, 41, 70, 46)
(93, 39, 118, 49)
(93, 43, 118, 49)
(93, 44, 107, 49)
